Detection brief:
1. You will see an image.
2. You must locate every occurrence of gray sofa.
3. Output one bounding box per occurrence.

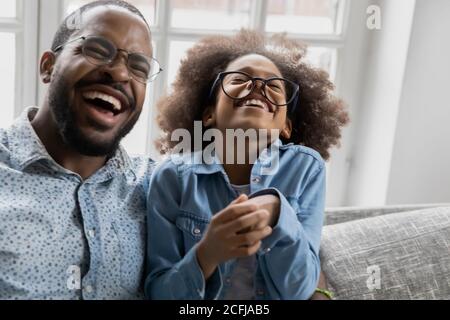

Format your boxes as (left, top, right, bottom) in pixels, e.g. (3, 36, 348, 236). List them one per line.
(321, 204, 450, 300)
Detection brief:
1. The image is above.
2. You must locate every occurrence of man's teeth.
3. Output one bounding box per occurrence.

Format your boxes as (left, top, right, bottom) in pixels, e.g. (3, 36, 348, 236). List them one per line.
(242, 99, 269, 111)
(82, 91, 122, 112)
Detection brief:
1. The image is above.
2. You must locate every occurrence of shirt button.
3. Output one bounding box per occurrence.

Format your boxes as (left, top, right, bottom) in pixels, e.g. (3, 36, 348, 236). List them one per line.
(84, 285, 94, 293)
(225, 277, 231, 284)
(87, 229, 95, 238)
(193, 228, 201, 235)
(257, 289, 265, 296)
(251, 176, 261, 184)
(264, 247, 271, 253)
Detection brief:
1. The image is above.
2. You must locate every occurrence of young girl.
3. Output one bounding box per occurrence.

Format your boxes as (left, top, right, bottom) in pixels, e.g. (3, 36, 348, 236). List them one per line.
(145, 30, 348, 300)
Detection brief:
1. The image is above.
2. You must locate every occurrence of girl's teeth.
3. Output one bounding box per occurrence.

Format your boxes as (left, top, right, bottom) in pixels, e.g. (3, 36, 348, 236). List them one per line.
(242, 99, 269, 111)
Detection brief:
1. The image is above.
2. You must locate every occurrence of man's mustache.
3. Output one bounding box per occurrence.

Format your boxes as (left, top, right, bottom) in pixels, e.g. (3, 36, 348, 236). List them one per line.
(75, 77, 136, 110)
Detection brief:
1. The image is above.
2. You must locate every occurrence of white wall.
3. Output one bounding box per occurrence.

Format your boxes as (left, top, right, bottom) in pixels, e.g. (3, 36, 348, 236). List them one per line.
(386, 0, 450, 204)
(326, 0, 371, 206)
(345, 0, 416, 206)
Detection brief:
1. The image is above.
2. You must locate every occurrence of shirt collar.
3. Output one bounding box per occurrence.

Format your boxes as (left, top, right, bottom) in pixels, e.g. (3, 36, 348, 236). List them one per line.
(176, 139, 292, 175)
(172, 150, 224, 175)
(7, 107, 52, 170)
(7, 107, 136, 181)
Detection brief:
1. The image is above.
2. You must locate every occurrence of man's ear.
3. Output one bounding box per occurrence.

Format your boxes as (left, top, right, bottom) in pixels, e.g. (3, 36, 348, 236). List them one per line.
(202, 106, 216, 128)
(40, 51, 56, 84)
(281, 117, 292, 139)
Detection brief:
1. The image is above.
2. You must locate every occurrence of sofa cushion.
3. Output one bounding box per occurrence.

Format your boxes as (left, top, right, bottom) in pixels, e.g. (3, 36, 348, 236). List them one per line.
(320, 206, 450, 299)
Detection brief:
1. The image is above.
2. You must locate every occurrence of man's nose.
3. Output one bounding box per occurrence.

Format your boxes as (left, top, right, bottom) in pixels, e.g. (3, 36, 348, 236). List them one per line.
(102, 51, 131, 82)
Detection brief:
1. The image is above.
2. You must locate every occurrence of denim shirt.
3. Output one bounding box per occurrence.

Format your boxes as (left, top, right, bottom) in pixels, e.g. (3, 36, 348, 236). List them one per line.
(145, 141, 326, 300)
(0, 107, 154, 300)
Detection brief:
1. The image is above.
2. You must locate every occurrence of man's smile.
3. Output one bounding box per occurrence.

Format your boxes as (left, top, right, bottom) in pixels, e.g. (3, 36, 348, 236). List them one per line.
(78, 84, 132, 129)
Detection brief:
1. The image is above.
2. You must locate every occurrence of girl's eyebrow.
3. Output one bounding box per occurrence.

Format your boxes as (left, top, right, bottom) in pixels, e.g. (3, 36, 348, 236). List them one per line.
(234, 66, 280, 79)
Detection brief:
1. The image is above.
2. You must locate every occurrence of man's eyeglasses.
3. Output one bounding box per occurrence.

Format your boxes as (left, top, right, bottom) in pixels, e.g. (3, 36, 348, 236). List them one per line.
(53, 35, 163, 84)
(209, 71, 300, 111)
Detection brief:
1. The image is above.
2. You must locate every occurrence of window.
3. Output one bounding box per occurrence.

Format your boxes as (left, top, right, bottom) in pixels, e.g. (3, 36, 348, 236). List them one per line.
(170, 0, 252, 30)
(266, 0, 342, 34)
(0, 32, 16, 129)
(167, 40, 195, 87)
(0, 0, 38, 129)
(64, 0, 157, 26)
(306, 46, 337, 79)
(61, 0, 348, 157)
(0, 1, 18, 129)
(3, 0, 17, 18)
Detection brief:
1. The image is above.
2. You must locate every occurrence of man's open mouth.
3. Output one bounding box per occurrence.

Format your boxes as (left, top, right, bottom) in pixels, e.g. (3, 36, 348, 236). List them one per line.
(82, 91, 123, 116)
(78, 84, 132, 128)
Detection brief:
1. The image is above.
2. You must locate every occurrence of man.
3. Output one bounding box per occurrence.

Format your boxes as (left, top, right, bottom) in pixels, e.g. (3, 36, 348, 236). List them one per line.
(0, 0, 330, 300)
(0, 0, 156, 299)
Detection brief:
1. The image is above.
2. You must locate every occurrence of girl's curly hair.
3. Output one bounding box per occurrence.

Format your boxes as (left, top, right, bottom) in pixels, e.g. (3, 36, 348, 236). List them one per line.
(156, 29, 349, 160)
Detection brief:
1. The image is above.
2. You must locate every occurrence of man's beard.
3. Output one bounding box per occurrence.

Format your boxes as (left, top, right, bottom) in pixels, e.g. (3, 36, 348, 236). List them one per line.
(47, 73, 140, 157)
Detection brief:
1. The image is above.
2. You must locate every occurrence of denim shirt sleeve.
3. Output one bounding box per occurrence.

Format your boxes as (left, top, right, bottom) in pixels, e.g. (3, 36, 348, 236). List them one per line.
(249, 164, 326, 300)
(144, 160, 222, 300)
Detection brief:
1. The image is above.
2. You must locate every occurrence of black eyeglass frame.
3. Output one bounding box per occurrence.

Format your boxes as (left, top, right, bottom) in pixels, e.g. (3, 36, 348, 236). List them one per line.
(53, 35, 163, 83)
(209, 71, 300, 113)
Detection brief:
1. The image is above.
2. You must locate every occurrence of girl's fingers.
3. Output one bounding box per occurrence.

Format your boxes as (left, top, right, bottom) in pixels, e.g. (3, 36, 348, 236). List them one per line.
(231, 226, 272, 247)
(213, 201, 258, 224)
(230, 194, 248, 204)
(221, 209, 269, 234)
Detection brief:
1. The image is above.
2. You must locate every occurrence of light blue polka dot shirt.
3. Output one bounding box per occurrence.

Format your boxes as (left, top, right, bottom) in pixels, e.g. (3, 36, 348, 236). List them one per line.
(0, 107, 154, 300)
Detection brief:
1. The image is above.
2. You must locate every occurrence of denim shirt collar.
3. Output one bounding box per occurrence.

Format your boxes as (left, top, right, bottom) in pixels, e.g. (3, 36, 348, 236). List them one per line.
(7, 107, 136, 182)
(174, 139, 293, 176)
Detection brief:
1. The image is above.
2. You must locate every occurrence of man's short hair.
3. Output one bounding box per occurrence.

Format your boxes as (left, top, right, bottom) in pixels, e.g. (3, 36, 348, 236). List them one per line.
(51, 0, 150, 52)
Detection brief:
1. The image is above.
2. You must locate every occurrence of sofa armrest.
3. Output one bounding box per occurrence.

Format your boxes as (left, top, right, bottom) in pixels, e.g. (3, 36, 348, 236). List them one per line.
(324, 203, 450, 226)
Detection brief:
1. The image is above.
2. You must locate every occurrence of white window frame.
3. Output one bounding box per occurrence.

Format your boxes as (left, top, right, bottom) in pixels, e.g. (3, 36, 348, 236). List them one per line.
(1, 0, 39, 119)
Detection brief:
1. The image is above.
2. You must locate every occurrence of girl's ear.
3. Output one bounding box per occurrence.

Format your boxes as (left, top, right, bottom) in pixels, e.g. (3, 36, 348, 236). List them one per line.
(281, 118, 292, 139)
(202, 106, 216, 128)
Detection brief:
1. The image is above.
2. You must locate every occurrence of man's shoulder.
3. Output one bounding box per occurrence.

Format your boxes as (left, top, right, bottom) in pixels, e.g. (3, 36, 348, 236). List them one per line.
(0, 127, 8, 145)
(128, 155, 157, 177)
(129, 154, 156, 166)
(0, 127, 12, 164)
